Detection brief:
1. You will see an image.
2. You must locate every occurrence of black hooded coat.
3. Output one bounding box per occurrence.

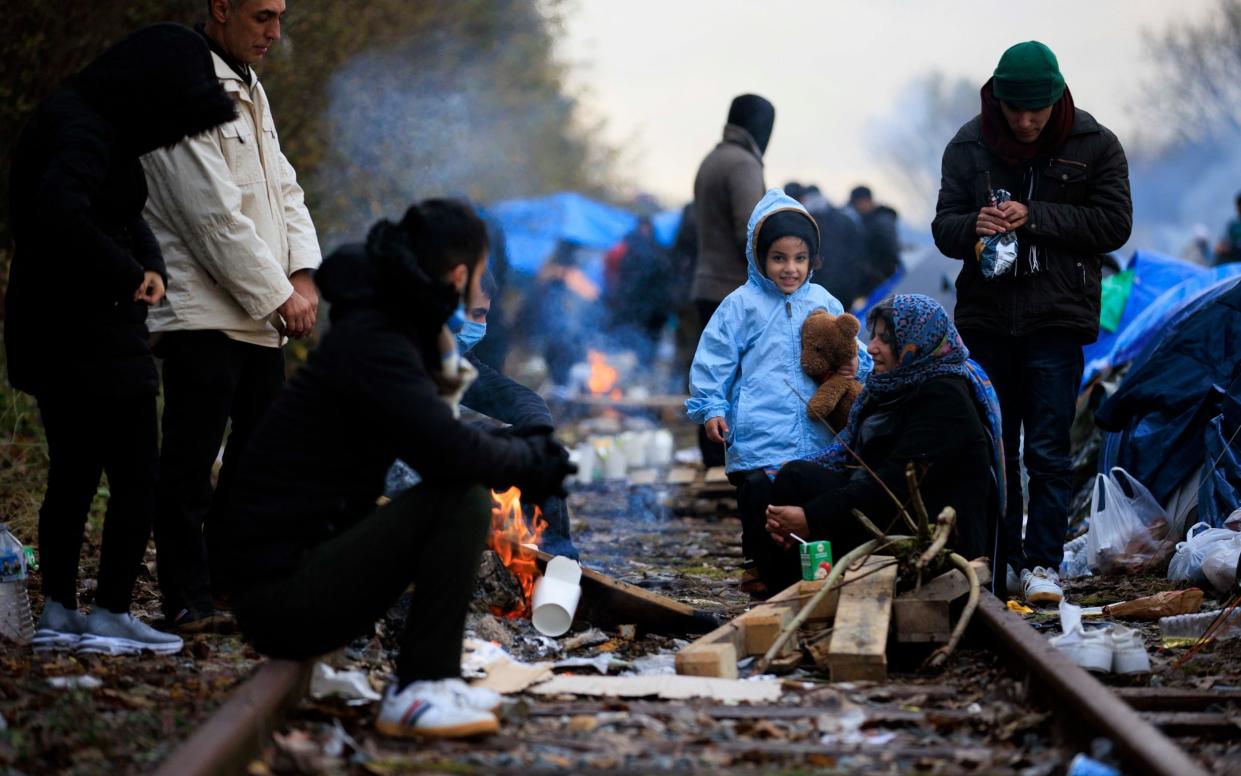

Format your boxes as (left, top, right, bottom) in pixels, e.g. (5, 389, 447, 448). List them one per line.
(4, 23, 235, 397)
(207, 220, 559, 593)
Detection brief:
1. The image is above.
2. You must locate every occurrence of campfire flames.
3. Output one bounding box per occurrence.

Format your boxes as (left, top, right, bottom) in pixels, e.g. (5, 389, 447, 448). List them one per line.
(587, 350, 622, 399)
(488, 487, 546, 619)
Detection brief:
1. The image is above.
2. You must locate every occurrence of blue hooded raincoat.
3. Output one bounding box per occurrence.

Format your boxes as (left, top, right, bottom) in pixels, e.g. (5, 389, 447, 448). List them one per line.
(686, 188, 873, 473)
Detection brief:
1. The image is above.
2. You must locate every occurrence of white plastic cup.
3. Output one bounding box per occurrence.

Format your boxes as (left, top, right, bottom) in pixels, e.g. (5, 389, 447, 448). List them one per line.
(618, 432, 647, 469)
(574, 442, 596, 484)
(648, 430, 674, 466)
(603, 446, 627, 479)
(531, 556, 583, 637)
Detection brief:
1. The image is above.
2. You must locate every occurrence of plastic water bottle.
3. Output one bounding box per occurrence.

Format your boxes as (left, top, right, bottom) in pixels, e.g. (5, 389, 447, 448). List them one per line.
(1159, 609, 1241, 648)
(0, 525, 34, 643)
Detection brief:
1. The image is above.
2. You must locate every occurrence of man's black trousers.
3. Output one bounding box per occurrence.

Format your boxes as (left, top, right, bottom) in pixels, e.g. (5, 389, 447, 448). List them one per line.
(154, 330, 284, 619)
(234, 484, 491, 686)
(36, 393, 158, 613)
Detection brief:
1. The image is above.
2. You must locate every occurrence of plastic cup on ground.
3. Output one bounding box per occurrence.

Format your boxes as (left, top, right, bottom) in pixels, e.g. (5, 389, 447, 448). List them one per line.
(532, 556, 583, 637)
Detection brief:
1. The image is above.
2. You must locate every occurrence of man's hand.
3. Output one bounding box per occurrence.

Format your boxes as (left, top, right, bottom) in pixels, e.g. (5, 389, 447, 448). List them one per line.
(134, 272, 165, 305)
(705, 416, 730, 444)
(290, 269, 318, 319)
(276, 290, 315, 338)
(975, 206, 1009, 236)
(998, 200, 1029, 230)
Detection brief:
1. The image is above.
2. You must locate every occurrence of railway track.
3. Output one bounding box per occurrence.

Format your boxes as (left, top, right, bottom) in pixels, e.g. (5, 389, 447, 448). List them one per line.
(157, 587, 1224, 774)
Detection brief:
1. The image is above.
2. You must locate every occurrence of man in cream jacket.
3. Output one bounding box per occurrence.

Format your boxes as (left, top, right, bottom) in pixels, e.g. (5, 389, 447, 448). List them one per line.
(142, 0, 320, 630)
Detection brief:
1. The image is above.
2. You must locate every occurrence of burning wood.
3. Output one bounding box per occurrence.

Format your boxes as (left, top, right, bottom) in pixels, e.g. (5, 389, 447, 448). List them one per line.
(487, 487, 545, 619)
(586, 350, 621, 398)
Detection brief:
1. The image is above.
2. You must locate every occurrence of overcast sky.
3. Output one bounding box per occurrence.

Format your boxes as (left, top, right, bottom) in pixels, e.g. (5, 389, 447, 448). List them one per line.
(556, 0, 1215, 222)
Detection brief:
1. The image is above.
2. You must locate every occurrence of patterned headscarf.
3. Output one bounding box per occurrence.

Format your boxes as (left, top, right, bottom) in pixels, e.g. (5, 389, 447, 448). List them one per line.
(808, 294, 1007, 517)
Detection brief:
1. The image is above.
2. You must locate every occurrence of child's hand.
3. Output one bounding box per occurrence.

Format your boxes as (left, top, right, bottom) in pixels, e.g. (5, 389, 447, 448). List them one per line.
(765, 504, 808, 545)
(705, 416, 729, 444)
(134, 271, 165, 305)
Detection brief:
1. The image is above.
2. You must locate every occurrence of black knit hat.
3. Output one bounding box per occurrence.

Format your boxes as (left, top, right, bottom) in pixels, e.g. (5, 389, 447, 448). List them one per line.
(757, 210, 819, 262)
(727, 94, 775, 154)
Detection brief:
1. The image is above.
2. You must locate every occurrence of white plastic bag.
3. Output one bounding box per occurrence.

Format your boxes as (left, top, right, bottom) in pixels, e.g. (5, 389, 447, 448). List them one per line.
(1167, 522, 1238, 583)
(1201, 533, 1241, 594)
(1086, 467, 1174, 574)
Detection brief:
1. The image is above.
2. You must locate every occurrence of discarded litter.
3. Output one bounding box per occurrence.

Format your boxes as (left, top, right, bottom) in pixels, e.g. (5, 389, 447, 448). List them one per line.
(552, 654, 617, 675)
(1159, 609, 1241, 647)
(47, 675, 102, 689)
(562, 628, 609, 651)
(309, 663, 380, 704)
(630, 653, 677, 676)
(528, 674, 783, 703)
(1101, 588, 1204, 620)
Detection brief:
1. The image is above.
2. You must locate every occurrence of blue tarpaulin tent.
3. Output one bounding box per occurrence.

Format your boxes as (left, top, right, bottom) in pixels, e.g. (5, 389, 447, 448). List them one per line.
(1082, 251, 1241, 387)
(488, 193, 681, 283)
(1095, 275, 1241, 526)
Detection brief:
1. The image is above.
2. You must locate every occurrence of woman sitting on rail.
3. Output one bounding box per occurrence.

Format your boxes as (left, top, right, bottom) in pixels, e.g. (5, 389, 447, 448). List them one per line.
(758, 293, 1004, 594)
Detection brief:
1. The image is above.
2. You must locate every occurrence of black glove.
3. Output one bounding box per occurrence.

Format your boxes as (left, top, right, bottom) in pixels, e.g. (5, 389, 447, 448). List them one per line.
(515, 432, 576, 506)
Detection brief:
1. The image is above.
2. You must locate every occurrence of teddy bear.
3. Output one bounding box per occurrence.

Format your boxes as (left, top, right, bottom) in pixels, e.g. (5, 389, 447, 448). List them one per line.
(800, 310, 863, 432)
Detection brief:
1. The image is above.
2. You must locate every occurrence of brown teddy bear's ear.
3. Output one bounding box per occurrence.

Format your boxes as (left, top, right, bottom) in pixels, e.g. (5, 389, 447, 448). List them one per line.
(838, 313, 860, 339)
(802, 310, 827, 337)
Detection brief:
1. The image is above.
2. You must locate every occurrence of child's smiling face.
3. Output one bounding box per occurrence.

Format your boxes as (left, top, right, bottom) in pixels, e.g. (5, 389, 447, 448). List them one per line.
(764, 236, 810, 293)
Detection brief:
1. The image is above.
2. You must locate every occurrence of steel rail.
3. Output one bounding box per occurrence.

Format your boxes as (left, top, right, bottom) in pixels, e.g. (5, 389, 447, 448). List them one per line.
(974, 590, 1207, 776)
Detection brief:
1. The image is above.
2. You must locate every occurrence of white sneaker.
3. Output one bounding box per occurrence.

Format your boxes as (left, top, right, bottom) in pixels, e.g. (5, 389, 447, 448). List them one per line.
(1021, 566, 1064, 605)
(1108, 625, 1151, 674)
(76, 609, 183, 655)
(1005, 565, 1021, 595)
(375, 680, 499, 739)
(1049, 625, 1112, 672)
(32, 601, 88, 652)
(437, 677, 502, 713)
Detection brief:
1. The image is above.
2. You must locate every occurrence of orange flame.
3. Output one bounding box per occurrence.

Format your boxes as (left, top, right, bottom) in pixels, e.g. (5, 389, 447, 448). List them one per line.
(587, 350, 619, 396)
(487, 487, 545, 619)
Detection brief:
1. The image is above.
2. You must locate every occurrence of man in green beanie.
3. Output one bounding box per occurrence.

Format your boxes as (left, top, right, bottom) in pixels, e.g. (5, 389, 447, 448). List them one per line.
(932, 41, 1132, 606)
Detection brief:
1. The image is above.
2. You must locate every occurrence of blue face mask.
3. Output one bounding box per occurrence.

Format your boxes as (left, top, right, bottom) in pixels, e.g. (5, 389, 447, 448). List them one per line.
(447, 303, 467, 334)
(456, 320, 487, 354)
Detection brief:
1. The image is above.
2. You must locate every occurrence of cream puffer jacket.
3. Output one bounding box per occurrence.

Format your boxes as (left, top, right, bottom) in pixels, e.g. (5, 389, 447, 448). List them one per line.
(142, 52, 321, 347)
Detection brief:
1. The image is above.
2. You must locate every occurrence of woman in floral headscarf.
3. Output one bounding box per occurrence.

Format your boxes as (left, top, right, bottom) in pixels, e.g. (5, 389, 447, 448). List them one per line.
(758, 294, 1004, 594)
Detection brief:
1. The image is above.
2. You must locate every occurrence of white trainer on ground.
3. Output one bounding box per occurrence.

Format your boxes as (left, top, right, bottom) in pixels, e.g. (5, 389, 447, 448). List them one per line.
(1108, 625, 1152, 674)
(32, 601, 89, 652)
(376, 679, 500, 739)
(1021, 566, 1064, 605)
(1049, 625, 1112, 672)
(76, 609, 184, 655)
(437, 677, 502, 713)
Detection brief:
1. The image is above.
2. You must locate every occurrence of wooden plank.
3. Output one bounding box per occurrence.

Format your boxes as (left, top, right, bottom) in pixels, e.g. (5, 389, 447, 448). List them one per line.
(704, 466, 730, 485)
(743, 609, 796, 655)
(1140, 711, 1241, 738)
(826, 556, 898, 682)
(893, 560, 993, 643)
(531, 549, 719, 636)
(155, 659, 314, 776)
(666, 466, 698, 485)
(676, 579, 830, 677)
(674, 642, 738, 679)
(629, 469, 658, 486)
(1116, 686, 1241, 711)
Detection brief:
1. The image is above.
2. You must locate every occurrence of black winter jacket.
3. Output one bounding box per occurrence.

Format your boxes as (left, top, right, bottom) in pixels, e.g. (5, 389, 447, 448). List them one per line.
(4, 24, 234, 397)
(208, 224, 552, 592)
(804, 375, 993, 561)
(932, 109, 1132, 343)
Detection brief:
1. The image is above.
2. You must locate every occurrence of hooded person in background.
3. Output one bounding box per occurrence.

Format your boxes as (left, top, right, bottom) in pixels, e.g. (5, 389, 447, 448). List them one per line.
(932, 41, 1132, 605)
(207, 199, 575, 739)
(4, 23, 236, 654)
(141, 0, 323, 632)
(690, 93, 774, 467)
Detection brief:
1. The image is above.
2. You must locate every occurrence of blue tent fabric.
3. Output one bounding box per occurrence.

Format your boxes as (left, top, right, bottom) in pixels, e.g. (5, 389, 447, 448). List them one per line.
(1095, 277, 1241, 526)
(1080, 250, 1214, 387)
(488, 193, 682, 279)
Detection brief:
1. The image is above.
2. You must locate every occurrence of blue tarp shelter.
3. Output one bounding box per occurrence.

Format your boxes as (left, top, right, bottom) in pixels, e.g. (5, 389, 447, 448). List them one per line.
(488, 193, 681, 283)
(1082, 251, 1241, 387)
(1095, 275, 1241, 527)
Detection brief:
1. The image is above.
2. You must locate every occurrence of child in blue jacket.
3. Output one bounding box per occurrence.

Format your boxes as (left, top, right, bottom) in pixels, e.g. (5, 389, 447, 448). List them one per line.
(686, 188, 871, 597)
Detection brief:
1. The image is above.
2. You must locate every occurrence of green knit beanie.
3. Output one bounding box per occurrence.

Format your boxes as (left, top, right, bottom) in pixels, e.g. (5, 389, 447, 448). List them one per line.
(992, 41, 1066, 109)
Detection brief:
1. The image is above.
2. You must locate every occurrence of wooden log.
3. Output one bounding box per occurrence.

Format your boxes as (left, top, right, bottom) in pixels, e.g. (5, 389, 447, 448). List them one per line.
(826, 556, 898, 682)
(674, 642, 738, 679)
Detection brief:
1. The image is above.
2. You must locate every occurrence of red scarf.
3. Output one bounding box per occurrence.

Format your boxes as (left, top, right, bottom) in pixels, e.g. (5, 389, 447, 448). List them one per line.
(979, 78, 1075, 167)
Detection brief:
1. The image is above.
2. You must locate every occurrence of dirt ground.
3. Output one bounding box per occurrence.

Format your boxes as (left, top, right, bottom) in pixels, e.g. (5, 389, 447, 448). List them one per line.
(3, 412, 1241, 774)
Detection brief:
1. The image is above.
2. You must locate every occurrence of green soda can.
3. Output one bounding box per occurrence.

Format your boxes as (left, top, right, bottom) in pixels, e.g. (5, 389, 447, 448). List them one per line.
(800, 540, 833, 581)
